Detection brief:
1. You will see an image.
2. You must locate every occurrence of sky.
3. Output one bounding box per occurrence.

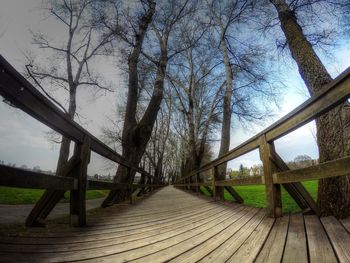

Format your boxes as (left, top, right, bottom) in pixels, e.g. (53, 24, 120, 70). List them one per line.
(0, 0, 349, 175)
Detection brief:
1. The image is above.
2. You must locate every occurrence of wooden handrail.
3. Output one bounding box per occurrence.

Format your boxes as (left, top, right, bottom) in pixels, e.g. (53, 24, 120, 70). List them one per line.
(0, 55, 153, 178)
(174, 65, 350, 217)
(176, 65, 350, 182)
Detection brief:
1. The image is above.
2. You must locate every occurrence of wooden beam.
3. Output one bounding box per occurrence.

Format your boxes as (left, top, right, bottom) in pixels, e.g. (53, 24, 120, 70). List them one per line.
(0, 165, 76, 190)
(270, 149, 318, 215)
(87, 180, 129, 190)
(215, 176, 264, 186)
(70, 136, 90, 227)
(259, 135, 282, 218)
(205, 186, 214, 196)
(0, 56, 152, 178)
(224, 186, 244, 203)
(212, 166, 217, 200)
(273, 156, 350, 184)
(25, 156, 81, 227)
(183, 65, 350, 180)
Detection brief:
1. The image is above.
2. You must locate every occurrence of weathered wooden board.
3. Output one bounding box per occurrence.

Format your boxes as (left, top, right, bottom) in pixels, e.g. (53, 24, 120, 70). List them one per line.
(274, 156, 350, 184)
(282, 214, 308, 263)
(304, 215, 337, 263)
(0, 165, 75, 190)
(321, 216, 350, 262)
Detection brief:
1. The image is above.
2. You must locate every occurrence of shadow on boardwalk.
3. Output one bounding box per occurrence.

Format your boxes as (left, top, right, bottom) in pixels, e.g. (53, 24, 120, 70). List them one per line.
(0, 198, 104, 224)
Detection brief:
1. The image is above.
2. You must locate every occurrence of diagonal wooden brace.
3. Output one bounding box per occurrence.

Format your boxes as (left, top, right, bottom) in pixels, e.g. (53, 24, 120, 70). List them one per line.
(25, 137, 91, 227)
(224, 186, 244, 203)
(269, 146, 319, 215)
(25, 156, 81, 227)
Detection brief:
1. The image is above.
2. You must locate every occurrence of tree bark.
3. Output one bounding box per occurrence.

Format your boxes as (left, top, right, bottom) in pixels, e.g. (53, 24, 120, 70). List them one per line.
(270, 0, 350, 218)
(101, 1, 172, 207)
(217, 37, 234, 201)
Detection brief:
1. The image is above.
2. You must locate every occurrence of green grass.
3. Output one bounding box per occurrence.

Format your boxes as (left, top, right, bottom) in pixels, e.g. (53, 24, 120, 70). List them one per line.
(0, 187, 109, 205)
(201, 180, 318, 213)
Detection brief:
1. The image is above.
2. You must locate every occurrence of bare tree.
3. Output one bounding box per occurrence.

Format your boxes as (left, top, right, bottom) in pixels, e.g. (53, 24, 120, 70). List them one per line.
(206, 0, 280, 199)
(26, 0, 114, 177)
(97, 0, 195, 206)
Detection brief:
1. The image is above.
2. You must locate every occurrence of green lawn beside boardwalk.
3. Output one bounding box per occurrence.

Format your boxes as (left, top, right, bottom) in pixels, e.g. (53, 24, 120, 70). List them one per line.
(200, 180, 318, 213)
(0, 187, 109, 204)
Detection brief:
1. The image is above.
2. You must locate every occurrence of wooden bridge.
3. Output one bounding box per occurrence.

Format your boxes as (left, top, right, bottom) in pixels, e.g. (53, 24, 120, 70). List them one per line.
(0, 186, 348, 262)
(0, 54, 350, 263)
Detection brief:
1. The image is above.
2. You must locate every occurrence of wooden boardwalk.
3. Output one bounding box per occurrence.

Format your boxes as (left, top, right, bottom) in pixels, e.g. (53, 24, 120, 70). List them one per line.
(0, 186, 349, 263)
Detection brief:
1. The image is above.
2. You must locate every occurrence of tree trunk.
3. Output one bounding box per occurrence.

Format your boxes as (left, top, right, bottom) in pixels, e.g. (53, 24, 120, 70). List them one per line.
(217, 37, 234, 201)
(102, 52, 167, 206)
(101, 1, 157, 207)
(270, 0, 350, 218)
(56, 88, 77, 176)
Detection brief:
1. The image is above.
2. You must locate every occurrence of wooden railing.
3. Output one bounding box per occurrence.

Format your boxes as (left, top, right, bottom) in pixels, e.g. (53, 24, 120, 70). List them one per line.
(174, 65, 350, 217)
(0, 55, 163, 227)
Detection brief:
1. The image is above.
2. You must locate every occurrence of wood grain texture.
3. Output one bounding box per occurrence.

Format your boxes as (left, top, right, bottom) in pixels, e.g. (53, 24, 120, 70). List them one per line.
(0, 186, 347, 263)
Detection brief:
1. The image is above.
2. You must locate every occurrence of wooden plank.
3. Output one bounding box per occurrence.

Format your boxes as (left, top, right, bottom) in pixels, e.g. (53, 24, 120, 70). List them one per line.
(304, 215, 337, 263)
(270, 149, 318, 214)
(215, 176, 263, 186)
(186, 139, 260, 179)
(87, 180, 129, 190)
(282, 214, 308, 263)
(200, 209, 267, 262)
(70, 136, 90, 227)
(170, 207, 257, 263)
(274, 156, 350, 184)
(128, 206, 252, 263)
(228, 216, 275, 262)
(291, 182, 318, 215)
(25, 149, 83, 227)
(180, 65, 350, 182)
(212, 166, 217, 200)
(259, 136, 282, 217)
(224, 186, 243, 203)
(0, 165, 76, 190)
(266, 67, 350, 142)
(204, 186, 213, 196)
(282, 183, 309, 211)
(341, 217, 350, 232)
(321, 216, 350, 262)
(255, 216, 289, 263)
(0, 56, 151, 177)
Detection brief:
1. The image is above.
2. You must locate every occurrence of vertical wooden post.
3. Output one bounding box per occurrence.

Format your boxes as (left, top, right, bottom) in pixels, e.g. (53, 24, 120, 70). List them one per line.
(150, 177, 153, 192)
(212, 166, 218, 201)
(259, 135, 282, 217)
(195, 173, 199, 194)
(128, 168, 133, 204)
(187, 177, 190, 190)
(70, 136, 91, 227)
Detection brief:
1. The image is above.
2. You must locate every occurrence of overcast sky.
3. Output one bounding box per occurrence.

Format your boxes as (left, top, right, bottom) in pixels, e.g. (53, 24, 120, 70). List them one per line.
(0, 0, 349, 175)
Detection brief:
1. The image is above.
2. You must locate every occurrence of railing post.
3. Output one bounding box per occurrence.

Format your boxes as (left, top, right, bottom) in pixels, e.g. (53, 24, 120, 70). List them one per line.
(195, 173, 199, 194)
(150, 177, 154, 192)
(187, 177, 190, 190)
(127, 167, 133, 204)
(70, 136, 91, 227)
(259, 135, 282, 217)
(212, 166, 218, 201)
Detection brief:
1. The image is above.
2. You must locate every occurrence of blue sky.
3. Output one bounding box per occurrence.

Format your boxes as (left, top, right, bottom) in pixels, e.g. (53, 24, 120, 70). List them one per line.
(0, 0, 349, 175)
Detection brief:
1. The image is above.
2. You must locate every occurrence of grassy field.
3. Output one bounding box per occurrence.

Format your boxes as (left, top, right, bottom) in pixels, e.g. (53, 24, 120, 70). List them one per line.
(201, 180, 318, 213)
(0, 187, 109, 205)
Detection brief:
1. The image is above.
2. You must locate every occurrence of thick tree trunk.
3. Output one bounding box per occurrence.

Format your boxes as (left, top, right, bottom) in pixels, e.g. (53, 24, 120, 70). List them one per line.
(56, 88, 77, 176)
(101, 1, 157, 207)
(271, 0, 350, 218)
(217, 38, 234, 200)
